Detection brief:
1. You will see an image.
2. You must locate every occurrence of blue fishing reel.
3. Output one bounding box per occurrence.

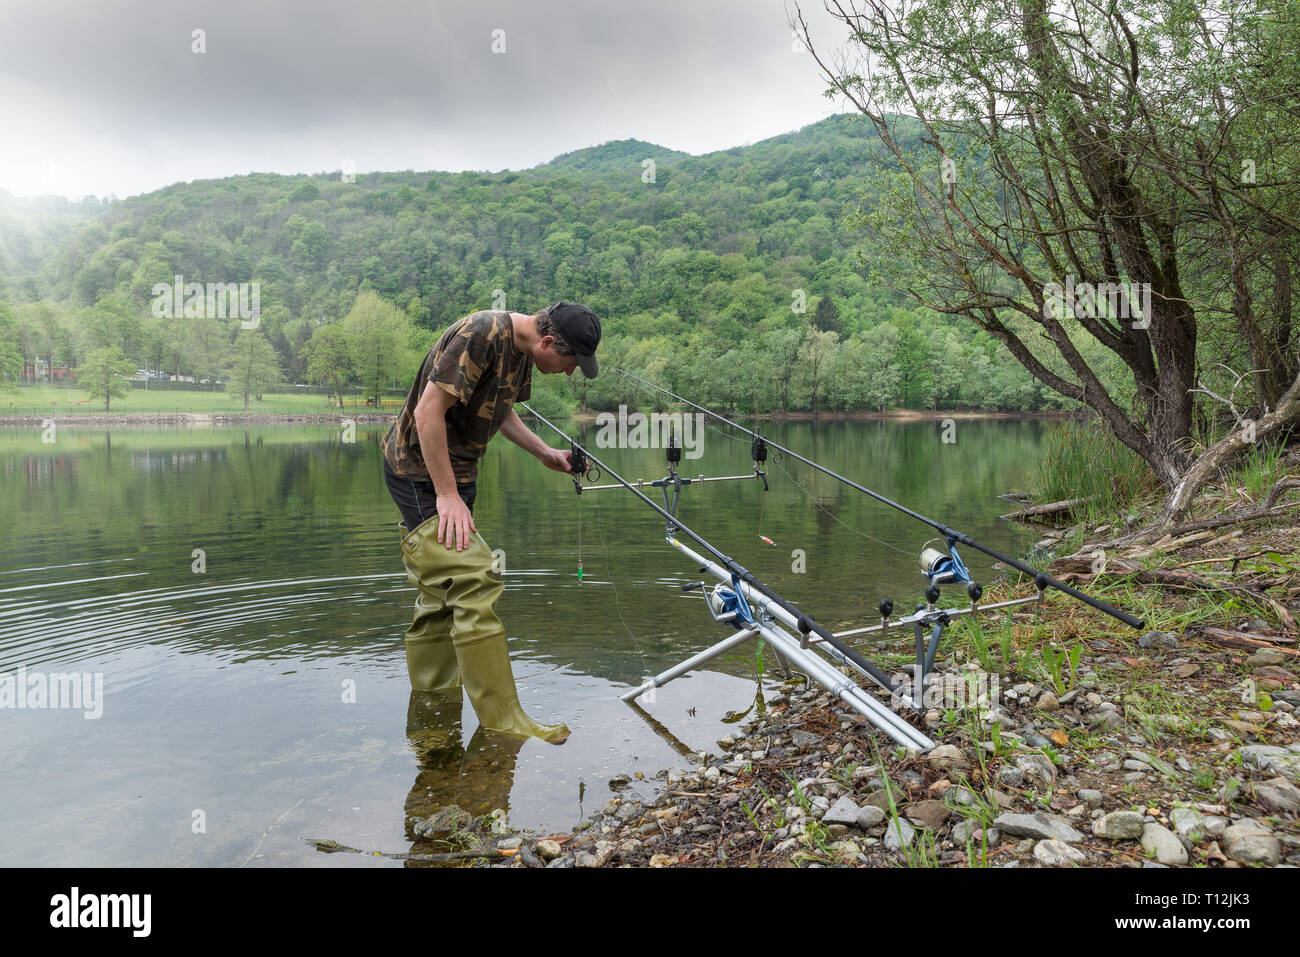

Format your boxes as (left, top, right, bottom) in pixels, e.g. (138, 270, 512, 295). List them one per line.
(920, 538, 982, 604)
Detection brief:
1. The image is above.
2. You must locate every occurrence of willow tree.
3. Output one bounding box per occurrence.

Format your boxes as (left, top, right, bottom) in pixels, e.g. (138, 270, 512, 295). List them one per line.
(794, 0, 1300, 526)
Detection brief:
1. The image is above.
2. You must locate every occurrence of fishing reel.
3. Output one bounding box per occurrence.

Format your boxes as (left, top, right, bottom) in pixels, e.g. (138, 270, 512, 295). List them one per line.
(919, 539, 983, 607)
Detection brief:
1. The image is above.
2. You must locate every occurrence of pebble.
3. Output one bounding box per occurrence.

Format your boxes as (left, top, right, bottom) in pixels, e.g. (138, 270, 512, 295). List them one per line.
(841, 805, 880, 829)
(1222, 823, 1281, 866)
(993, 811, 1085, 844)
(1034, 839, 1086, 867)
(830, 839, 861, 863)
(1037, 692, 1060, 712)
(1015, 753, 1056, 788)
(1257, 776, 1300, 814)
(822, 796, 862, 827)
(1141, 823, 1188, 865)
(1088, 710, 1123, 731)
(1138, 631, 1179, 650)
(791, 730, 823, 749)
(1204, 816, 1230, 839)
(884, 818, 916, 851)
(1077, 789, 1104, 809)
(1170, 808, 1207, 841)
(1246, 648, 1290, 668)
(997, 766, 1024, 788)
(1238, 745, 1300, 783)
(1095, 810, 1147, 840)
(536, 839, 563, 861)
(927, 744, 968, 769)
(906, 800, 951, 831)
(951, 819, 980, 844)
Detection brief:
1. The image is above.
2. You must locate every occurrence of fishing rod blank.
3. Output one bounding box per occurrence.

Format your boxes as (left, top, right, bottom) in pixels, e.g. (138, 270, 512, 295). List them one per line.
(610, 368, 1144, 630)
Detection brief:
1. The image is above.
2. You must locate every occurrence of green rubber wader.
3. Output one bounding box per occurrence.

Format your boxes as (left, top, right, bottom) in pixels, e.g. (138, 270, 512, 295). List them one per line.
(400, 521, 461, 691)
(400, 518, 569, 743)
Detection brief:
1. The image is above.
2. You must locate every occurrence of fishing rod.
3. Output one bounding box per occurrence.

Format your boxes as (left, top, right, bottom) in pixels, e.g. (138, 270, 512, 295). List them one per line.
(611, 367, 1144, 630)
(519, 402, 899, 690)
(517, 400, 935, 750)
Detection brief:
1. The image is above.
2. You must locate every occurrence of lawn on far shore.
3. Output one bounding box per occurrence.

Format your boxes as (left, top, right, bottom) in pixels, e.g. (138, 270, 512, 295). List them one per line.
(2, 384, 402, 416)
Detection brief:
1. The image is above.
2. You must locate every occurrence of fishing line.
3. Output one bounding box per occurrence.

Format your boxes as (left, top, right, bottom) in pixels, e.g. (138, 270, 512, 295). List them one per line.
(768, 453, 914, 557)
(588, 473, 652, 673)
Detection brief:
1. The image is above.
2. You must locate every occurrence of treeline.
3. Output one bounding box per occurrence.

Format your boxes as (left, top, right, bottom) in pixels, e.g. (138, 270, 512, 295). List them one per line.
(0, 113, 1084, 413)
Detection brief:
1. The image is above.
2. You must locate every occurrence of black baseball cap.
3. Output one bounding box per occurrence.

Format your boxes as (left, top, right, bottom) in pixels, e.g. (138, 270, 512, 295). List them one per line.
(549, 301, 601, 378)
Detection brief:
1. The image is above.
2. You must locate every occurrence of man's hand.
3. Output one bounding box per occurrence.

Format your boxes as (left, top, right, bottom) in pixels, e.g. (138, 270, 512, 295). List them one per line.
(540, 446, 574, 474)
(436, 494, 476, 551)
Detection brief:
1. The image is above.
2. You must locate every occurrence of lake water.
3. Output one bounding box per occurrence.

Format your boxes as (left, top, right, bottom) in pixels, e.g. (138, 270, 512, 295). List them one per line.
(0, 417, 1044, 866)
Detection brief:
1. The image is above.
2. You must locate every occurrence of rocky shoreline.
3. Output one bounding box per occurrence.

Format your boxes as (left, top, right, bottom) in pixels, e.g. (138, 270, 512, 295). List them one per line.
(401, 613, 1298, 868)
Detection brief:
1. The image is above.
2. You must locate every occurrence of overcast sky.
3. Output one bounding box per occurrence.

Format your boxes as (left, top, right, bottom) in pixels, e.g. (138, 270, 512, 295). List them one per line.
(0, 0, 855, 200)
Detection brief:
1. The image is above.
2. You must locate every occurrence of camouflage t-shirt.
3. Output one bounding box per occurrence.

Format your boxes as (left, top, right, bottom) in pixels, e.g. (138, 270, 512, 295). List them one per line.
(382, 311, 532, 484)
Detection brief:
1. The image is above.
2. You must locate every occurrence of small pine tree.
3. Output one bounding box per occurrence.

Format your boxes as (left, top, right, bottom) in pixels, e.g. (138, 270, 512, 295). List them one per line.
(812, 295, 842, 335)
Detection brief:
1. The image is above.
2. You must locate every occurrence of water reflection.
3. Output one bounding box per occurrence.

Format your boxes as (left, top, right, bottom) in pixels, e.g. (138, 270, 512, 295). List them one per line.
(402, 690, 526, 864)
(0, 420, 1042, 866)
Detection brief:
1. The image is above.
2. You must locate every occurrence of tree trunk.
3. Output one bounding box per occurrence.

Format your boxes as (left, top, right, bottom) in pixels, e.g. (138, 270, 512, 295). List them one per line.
(1151, 370, 1300, 530)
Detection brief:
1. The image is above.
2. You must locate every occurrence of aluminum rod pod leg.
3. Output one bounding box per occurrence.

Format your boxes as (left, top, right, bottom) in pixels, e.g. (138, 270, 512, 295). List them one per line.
(620, 628, 757, 701)
(754, 621, 933, 750)
(671, 538, 933, 750)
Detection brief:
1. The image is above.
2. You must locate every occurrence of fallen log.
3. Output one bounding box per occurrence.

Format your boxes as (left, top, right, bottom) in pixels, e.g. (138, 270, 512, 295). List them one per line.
(1189, 625, 1298, 651)
(1104, 478, 1300, 548)
(1000, 495, 1092, 521)
(1049, 557, 1298, 633)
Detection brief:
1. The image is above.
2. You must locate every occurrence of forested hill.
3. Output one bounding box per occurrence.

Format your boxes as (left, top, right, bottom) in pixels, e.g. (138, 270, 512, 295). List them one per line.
(0, 191, 108, 296)
(0, 112, 1068, 412)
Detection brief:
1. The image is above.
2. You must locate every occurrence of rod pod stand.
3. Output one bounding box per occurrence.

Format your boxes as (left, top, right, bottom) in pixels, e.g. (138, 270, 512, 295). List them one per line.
(519, 401, 935, 751)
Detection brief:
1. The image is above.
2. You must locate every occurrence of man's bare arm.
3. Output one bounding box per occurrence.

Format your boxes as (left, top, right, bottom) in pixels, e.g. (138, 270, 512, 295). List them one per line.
(413, 384, 476, 551)
(499, 410, 573, 474)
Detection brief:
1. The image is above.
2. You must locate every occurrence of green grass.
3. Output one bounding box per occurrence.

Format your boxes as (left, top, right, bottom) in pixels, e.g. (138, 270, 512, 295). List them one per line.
(1, 384, 385, 416)
(1229, 436, 1287, 503)
(946, 610, 1029, 677)
(1031, 419, 1157, 526)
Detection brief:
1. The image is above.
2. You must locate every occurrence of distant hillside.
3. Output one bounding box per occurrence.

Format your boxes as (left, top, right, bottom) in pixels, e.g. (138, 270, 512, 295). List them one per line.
(0, 191, 109, 298)
(0, 112, 1063, 412)
(17, 112, 920, 327)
